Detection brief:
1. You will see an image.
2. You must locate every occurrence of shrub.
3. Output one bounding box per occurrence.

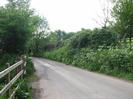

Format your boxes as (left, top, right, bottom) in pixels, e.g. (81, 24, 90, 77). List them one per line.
(0, 54, 17, 71)
(15, 80, 32, 99)
(43, 47, 133, 80)
(68, 28, 118, 49)
(25, 57, 35, 76)
(91, 28, 118, 48)
(69, 30, 92, 49)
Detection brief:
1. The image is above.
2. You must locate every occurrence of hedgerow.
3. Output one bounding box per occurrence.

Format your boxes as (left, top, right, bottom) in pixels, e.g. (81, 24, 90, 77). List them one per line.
(43, 48, 133, 80)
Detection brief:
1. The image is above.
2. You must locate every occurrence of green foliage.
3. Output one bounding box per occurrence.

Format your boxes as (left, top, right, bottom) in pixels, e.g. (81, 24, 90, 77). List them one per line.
(15, 80, 32, 99)
(32, 30, 73, 55)
(15, 57, 34, 99)
(46, 30, 67, 46)
(0, 0, 45, 54)
(69, 28, 118, 49)
(112, 0, 133, 49)
(69, 30, 91, 48)
(0, 54, 18, 71)
(25, 57, 35, 76)
(30, 17, 49, 54)
(43, 47, 133, 80)
(0, 54, 17, 86)
(112, 0, 133, 36)
(0, 0, 39, 98)
(41, 28, 133, 80)
(0, 96, 6, 99)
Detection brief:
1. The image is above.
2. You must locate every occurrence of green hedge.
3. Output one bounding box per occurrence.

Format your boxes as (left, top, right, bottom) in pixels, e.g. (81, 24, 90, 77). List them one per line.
(68, 28, 118, 49)
(43, 47, 133, 80)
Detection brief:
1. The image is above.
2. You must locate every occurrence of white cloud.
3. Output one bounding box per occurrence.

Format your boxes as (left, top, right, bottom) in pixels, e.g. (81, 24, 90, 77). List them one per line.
(0, 0, 7, 6)
(0, 0, 112, 32)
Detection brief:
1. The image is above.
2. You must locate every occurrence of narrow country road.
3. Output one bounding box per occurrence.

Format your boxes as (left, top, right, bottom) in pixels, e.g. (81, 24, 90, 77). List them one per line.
(32, 57, 133, 99)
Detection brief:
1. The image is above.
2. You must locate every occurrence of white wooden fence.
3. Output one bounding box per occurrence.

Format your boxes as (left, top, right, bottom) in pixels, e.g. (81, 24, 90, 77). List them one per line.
(0, 56, 27, 99)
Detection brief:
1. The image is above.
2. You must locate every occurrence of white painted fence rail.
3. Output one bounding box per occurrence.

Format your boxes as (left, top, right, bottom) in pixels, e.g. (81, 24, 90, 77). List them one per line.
(0, 56, 26, 99)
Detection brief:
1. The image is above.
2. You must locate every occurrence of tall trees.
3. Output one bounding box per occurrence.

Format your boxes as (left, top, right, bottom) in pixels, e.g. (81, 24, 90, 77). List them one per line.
(112, 0, 133, 49)
(0, 0, 45, 54)
(31, 16, 49, 54)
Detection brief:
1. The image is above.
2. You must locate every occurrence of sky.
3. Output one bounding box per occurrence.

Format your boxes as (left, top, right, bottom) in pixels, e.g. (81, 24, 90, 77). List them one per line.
(0, 0, 112, 32)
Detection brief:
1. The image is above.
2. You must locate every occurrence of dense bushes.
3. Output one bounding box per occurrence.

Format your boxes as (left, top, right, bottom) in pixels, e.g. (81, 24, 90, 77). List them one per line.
(43, 48, 133, 80)
(41, 28, 133, 80)
(69, 29, 118, 49)
(72, 48, 133, 73)
(25, 57, 35, 76)
(0, 54, 18, 71)
(15, 79, 32, 99)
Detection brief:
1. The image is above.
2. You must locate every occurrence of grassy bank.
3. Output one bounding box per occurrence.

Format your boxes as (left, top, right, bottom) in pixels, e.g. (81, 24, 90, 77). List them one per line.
(42, 47, 133, 80)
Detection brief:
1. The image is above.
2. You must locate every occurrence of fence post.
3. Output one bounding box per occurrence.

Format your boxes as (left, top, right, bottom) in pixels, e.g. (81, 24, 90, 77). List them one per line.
(6, 63, 11, 97)
(22, 55, 27, 75)
(16, 60, 19, 75)
(19, 56, 23, 79)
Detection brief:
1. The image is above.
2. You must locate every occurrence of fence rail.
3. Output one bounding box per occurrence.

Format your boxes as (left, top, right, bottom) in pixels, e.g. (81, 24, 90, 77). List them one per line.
(0, 56, 26, 99)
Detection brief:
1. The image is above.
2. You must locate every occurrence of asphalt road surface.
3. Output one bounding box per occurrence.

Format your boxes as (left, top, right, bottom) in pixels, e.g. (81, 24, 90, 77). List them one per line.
(32, 57, 133, 99)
